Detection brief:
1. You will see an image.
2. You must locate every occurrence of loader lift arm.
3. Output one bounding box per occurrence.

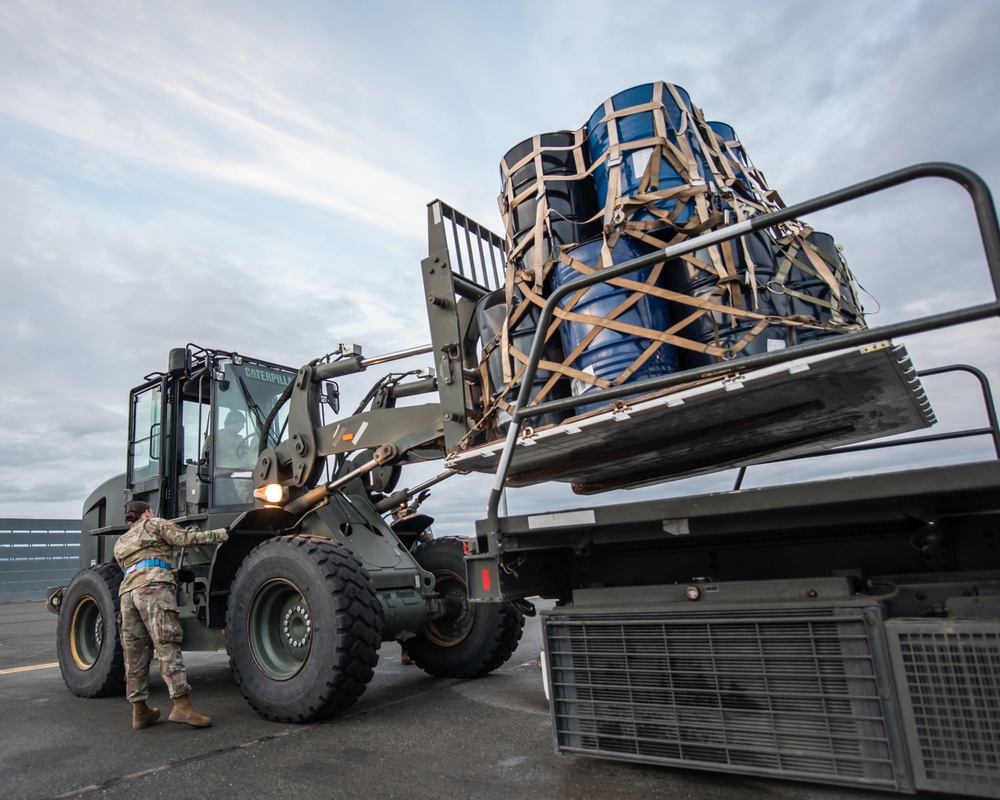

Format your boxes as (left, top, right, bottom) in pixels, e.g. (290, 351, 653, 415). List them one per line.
(253, 343, 450, 514)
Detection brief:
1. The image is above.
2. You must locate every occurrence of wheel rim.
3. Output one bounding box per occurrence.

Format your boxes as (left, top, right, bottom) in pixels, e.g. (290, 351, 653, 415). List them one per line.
(247, 579, 312, 680)
(69, 596, 103, 670)
(424, 568, 475, 647)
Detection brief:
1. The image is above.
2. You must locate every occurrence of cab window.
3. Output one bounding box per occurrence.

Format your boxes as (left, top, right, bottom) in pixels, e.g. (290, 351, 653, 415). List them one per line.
(128, 384, 162, 483)
(209, 362, 293, 507)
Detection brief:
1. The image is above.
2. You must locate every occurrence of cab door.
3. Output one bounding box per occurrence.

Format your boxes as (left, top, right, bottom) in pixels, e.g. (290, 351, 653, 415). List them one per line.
(126, 378, 165, 512)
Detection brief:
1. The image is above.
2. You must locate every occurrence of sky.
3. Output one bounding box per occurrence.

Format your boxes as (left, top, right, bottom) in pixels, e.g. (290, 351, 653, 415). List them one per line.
(1, 0, 998, 535)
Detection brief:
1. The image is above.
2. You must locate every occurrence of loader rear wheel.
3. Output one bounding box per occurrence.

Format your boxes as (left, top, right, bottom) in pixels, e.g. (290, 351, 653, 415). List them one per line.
(56, 563, 126, 697)
(227, 535, 381, 723)
(405, 537, 524, 678)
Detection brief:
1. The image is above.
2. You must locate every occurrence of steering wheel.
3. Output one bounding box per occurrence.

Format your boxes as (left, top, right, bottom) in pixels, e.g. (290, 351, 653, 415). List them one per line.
(236, 433, 259, 460)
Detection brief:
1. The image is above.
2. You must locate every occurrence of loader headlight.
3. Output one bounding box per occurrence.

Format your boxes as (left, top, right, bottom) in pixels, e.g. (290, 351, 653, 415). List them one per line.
(253, 483, 288, 505)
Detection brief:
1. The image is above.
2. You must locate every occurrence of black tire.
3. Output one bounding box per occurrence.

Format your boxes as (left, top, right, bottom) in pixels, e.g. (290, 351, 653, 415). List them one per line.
(226, 535, 382, 723)
(56, 563, 126, 698)
(405, 537, 524, 678)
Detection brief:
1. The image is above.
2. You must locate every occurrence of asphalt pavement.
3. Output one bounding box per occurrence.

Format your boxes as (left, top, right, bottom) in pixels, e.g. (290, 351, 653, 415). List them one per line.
(0, 601, 965, 800)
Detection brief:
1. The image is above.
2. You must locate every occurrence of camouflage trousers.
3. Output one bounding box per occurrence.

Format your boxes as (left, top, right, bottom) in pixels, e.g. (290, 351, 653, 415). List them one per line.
(119, 583, 191, 703)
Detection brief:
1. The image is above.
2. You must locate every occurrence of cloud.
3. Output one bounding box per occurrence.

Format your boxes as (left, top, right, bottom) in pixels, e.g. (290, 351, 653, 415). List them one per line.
(0, 1, 443, 240)
(0, 0, 998, 526)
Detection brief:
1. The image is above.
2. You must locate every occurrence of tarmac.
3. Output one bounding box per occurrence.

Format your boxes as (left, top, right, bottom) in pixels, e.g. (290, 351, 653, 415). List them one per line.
(0, 600, 963, 800)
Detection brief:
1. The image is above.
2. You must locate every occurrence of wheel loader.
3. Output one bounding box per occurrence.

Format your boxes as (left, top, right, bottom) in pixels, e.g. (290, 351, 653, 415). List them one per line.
(50, 330, 525, 722)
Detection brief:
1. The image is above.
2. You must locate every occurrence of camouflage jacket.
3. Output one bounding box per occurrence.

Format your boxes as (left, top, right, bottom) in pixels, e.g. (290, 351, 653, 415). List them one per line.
(114, 517, 228, 596)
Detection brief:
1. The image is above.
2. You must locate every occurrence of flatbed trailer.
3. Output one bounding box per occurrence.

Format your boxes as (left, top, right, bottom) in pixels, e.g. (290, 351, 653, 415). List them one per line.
(428, 163, 1000, 796)
(470, 457, 1000, 605)
(472, 455, 1000, 793)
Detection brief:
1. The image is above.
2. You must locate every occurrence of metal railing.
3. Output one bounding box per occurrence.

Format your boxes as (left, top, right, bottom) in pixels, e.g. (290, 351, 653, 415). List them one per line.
(730, 363, 1000, 490)
(486, 163, 1000, 532)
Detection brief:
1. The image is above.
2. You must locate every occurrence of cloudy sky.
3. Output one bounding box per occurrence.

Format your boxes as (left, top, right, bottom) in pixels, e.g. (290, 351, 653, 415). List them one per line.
(1, 0, 998, 534)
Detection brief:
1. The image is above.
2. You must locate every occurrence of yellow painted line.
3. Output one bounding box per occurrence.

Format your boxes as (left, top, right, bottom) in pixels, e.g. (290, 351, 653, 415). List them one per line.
(0, 662, 59, 675)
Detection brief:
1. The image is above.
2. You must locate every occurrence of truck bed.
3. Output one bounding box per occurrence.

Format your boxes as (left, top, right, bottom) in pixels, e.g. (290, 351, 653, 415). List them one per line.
(470, 458, 1000, 606)
(478, 459, 1000, 544)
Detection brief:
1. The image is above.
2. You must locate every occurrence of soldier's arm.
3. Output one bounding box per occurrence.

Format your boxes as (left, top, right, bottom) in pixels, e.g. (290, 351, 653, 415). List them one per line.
(153, 519, 229, 547)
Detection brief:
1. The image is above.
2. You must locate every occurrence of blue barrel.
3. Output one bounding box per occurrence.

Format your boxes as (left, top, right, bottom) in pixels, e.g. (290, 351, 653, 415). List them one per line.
(476, 288, 570, 432)
(661, 232, 791, 369)
(707, 120, 754, 200)
(551, 236, 678, 415)
(585, 82, 707, 230)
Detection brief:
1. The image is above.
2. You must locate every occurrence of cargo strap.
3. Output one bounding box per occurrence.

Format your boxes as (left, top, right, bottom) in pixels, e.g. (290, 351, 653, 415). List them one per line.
(484, 80, 873, 431)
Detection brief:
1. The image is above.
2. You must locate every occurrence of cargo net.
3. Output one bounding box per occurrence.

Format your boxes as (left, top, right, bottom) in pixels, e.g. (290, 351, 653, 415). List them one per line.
(474, 81, 868, 439)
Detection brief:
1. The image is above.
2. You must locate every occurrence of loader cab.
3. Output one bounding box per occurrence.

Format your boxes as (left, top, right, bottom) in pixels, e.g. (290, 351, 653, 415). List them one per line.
(125, 347, 308, 519)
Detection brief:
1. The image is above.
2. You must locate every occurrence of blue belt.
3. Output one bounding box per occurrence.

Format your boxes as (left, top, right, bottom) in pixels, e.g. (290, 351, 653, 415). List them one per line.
(124, 558, 172, 576)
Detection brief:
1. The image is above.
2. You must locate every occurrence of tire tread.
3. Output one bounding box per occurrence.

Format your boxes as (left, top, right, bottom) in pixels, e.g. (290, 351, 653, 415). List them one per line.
(228, 535, 382, 723)
(57, 562, 126, 698)
(406, 537, 524, 679)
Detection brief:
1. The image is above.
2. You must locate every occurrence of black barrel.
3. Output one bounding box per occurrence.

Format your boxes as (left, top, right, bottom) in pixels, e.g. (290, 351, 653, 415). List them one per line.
(500, 132, 600, 273)
(476, 288, 570, 432)
(661, 232, 791, 369)
(778, 231, 863, 342)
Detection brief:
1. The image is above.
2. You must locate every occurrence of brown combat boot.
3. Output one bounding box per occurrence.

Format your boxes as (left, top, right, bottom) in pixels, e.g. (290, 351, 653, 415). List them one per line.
(132, 701, 161, 730)
(169, 694, 212, 727)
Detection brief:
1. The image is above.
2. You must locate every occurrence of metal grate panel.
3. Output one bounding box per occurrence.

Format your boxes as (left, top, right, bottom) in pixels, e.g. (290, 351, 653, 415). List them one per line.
(543, 601, 911, 791)
(887, 620, 1000, 798)
(429, 200, 505, 293)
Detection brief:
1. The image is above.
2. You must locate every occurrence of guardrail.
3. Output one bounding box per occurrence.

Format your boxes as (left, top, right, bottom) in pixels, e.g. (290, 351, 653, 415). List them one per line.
(0, 519, 79, 603)
(486, 162, 1000, 531)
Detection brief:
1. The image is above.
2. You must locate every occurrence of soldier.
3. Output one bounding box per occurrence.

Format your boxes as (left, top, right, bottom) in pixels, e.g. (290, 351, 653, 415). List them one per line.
(204, 409, 250, 468)
(114, 500, 230, 730)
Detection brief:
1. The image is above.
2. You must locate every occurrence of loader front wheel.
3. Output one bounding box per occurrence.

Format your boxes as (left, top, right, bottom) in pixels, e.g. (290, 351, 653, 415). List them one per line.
(227, 535, 381, 723)
(56, 563, 126, 697)
(405, 537, 524, 678)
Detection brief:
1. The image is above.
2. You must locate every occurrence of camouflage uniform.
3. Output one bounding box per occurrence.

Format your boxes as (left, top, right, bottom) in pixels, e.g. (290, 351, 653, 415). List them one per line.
(114, 517, 228, 703)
